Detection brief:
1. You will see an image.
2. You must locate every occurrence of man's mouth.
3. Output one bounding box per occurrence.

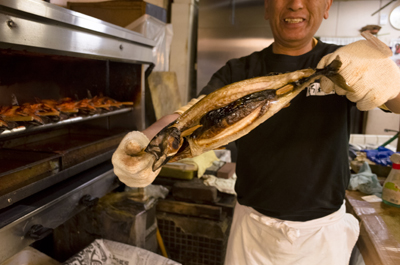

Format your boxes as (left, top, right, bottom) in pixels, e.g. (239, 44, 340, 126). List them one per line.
(284, 18, 304, 23)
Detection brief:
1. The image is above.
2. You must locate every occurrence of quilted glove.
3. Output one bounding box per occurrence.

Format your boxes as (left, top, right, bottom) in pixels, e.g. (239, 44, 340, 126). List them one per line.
(112, 131, 161, 187)
(317, 32, 400, 111)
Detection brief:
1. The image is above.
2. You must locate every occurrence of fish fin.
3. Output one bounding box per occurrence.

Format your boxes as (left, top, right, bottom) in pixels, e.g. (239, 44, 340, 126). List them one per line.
(283, 103, 291, 108)
(322, 56, 354, 93)
(181, 124, 203, 137)
(325, 73, 354, 92)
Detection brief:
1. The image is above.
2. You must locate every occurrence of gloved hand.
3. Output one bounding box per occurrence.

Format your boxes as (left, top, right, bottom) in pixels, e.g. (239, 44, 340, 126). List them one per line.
(317, 32, 400, 111)
(112, 131, 161, 187)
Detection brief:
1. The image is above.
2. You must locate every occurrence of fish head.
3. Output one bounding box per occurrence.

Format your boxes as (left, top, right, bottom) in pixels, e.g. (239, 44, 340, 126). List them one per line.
(145, 126, 183, 171)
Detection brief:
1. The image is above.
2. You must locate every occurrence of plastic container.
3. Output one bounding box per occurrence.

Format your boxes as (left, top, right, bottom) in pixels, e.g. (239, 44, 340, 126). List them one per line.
(382, 153, 400, 207)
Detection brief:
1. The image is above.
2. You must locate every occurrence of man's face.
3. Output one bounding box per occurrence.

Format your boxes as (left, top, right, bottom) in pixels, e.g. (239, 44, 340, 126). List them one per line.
(265, 0, 332, 47)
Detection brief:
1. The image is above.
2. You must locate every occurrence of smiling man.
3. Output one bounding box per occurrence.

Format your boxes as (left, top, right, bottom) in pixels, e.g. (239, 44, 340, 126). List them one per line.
(266, 0, 332, 55)
(210, 1, 400, 264)
(112, 0, 400, 264)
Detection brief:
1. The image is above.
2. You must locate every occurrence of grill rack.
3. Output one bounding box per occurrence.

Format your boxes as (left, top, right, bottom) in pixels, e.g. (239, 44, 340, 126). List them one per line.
(0, 107, 132, 138)
(157, 215, 231, 265)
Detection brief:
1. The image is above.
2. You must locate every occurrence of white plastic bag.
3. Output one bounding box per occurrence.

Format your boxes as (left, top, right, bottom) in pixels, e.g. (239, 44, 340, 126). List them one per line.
(126, 14, 173, 72)
(348, 162, 383, 196)
(63, 239, 181, 265)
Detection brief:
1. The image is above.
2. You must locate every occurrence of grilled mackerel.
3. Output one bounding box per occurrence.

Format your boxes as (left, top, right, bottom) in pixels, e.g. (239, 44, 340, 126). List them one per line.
(146, 57, 349, 171)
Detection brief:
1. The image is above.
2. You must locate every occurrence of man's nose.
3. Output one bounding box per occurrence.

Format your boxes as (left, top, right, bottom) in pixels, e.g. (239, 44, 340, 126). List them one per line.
(287, 0, 304, 11)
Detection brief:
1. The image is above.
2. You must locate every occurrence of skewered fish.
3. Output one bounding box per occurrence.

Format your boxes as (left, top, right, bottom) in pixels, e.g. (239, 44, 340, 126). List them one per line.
(0, 96, 134, 131)
(91, 95, 134, 110)
(146, 57, 350, 171)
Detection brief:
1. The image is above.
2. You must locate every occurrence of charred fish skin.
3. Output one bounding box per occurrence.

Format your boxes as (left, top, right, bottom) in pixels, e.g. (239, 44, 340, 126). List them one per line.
(170, 68, 317, 133)
(193, 90, 277, 140)
(147, 58, 345, 171)
(171, 88, 294, 161)
(168, 90, 277, 163)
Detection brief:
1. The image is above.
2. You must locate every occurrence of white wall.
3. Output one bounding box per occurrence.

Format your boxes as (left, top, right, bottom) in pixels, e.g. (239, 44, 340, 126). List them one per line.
(316, 0, 400, 136)
(317, 0, 400, 45)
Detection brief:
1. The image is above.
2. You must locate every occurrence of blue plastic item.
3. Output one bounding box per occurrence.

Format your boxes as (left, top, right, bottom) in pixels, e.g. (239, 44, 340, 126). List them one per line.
(362, 146, 394, 166)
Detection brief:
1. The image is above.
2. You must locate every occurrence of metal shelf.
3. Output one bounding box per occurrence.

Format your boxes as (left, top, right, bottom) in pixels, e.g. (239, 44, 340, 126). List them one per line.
(0, 107, 132, 139)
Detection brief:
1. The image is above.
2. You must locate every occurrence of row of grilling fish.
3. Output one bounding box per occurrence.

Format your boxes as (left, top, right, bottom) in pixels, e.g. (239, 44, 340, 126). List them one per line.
(145, 57, 352, 171)
(0, 95, 133, 131)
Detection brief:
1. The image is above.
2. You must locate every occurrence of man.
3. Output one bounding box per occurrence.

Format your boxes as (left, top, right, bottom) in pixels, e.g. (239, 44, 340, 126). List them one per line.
(113, 0, 400, 264)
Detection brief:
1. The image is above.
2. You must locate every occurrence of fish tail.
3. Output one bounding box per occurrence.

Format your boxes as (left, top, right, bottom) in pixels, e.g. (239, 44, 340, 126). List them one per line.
(316, 55, 354, 92)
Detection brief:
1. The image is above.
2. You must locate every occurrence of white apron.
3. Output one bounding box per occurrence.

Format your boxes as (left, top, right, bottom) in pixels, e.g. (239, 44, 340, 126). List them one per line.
(224, 201, 359, 265)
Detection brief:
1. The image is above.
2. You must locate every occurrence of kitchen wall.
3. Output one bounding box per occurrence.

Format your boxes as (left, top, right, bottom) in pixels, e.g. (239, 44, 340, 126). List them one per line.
(197, 0, 271, 93)
(197, 0, 400, 137)
(318, 0, 400, 45)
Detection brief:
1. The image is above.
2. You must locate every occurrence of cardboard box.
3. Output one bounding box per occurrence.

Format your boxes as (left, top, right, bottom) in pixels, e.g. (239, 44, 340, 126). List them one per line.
(217, 162, 236, 179)
(67, 0, 167, 27)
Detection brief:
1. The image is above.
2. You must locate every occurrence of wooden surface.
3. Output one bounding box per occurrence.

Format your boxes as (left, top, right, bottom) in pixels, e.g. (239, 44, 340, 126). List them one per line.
(346, 190, 400, 265)
(147, 71, 182, 120)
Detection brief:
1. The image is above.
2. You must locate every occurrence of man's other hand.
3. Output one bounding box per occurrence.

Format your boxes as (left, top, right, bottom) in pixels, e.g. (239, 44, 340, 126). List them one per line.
(317, 32, 400, 111)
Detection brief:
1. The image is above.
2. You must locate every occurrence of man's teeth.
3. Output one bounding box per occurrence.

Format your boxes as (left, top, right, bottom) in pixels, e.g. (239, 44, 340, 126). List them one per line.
(285, 18, 303, 23)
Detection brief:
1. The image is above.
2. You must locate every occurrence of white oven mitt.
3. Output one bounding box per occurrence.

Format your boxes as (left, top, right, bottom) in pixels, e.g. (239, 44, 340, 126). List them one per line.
(317, 32, 400, 111)
(112, 131, 161, 187)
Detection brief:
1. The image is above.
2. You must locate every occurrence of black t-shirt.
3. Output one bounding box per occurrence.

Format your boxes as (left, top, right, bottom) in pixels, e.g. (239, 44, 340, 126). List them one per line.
(200, 41, 355, 221)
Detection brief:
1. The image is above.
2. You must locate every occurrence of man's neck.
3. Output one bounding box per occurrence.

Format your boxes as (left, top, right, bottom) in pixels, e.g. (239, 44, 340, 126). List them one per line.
(272, 38, 317, 56)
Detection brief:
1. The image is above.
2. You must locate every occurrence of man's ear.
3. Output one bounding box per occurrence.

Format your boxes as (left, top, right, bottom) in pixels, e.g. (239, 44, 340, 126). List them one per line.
(323, 0, 333, 19)
(264, 0, 269, 20)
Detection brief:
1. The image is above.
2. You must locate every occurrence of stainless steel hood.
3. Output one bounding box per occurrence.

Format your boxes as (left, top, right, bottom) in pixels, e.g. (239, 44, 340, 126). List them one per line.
(0, 0, 155, 63)
(197, 0, 273, 93)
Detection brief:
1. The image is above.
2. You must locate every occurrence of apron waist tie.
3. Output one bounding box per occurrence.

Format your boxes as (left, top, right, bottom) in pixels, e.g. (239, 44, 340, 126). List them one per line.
(250, 213, 300, 243)
(249, 201, 346, 244)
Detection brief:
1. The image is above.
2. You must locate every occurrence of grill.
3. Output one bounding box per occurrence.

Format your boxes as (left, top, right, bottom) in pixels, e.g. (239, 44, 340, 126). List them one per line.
(0, 0, 155, 262)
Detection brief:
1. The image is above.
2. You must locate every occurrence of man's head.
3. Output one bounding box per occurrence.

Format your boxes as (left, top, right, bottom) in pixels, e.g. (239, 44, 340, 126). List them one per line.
(264, 0, 333, 55)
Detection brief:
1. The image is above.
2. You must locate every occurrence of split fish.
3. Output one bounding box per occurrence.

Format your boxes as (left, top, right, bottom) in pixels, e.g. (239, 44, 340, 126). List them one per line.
(145, 56, 350, 171)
